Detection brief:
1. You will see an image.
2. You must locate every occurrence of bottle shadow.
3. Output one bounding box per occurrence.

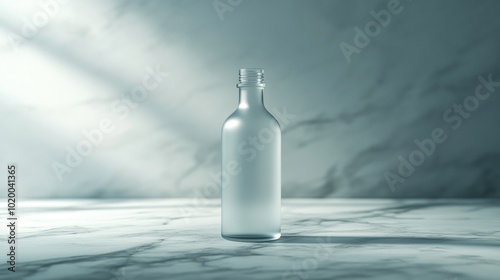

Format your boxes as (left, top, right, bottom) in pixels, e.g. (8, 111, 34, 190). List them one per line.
(272, 235, 500, 247)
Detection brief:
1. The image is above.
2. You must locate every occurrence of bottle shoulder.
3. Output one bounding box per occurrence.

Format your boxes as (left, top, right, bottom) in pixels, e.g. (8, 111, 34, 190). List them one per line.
(223, 108, 279, 122)
(222, 108, 281, 131)
(264, 108, 281, 129)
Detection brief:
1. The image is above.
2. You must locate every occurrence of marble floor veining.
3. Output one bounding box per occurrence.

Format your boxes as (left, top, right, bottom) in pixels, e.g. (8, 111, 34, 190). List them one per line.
(1, 199, 499, 280)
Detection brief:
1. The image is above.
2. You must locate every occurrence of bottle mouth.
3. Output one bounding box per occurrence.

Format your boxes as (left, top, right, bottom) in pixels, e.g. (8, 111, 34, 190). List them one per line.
(237, 68, 265, 88)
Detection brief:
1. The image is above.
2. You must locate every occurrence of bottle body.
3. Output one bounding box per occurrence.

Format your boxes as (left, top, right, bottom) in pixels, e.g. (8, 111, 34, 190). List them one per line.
(221, 69, 281, 241)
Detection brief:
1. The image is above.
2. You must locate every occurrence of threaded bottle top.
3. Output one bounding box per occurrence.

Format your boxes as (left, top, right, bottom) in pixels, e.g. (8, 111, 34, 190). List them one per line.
(237, 68, 265, 88)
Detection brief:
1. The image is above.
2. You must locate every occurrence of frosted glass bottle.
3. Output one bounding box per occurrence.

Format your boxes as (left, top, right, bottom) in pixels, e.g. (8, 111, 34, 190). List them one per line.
(221, 68, 281, 242)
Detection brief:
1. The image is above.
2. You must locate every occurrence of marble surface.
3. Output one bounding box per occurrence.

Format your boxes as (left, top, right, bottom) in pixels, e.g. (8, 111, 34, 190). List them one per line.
(1, 199, 499, 280)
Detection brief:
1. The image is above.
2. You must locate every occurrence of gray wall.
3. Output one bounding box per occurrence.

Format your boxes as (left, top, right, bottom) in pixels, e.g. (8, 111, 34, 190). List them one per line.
(1, 0, 499, 198)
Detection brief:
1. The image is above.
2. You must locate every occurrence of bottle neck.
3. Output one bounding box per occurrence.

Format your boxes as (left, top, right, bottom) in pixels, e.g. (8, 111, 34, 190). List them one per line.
(238, 87, 264, 109)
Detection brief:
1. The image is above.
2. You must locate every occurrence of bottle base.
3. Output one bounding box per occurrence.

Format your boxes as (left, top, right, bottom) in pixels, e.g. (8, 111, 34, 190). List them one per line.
(222, 233, 281, 242)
